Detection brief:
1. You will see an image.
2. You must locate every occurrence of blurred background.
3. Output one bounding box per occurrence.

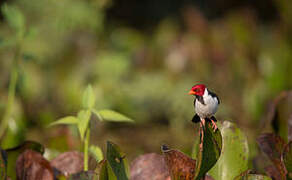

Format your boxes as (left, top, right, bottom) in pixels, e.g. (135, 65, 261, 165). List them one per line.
(0, 0, 291, 168)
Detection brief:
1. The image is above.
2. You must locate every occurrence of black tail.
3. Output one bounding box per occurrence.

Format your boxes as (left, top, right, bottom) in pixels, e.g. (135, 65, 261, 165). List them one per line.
(192, 114, 201, 123)
(211, 116, 217, 122)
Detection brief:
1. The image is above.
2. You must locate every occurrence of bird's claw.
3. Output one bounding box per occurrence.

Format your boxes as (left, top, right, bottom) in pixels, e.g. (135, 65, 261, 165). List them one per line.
(211, 120, 218, 132)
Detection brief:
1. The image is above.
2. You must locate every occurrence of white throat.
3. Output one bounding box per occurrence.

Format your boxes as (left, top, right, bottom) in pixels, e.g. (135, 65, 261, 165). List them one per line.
(203, 88, 209, 98)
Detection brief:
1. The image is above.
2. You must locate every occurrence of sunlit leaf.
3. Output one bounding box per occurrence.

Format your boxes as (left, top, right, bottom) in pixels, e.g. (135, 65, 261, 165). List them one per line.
(49, 116, 78, 126)
(194, 120, 222, 179)
(82, 85, 96, 109)
(95, 109, 133, 122)
(90, 145, 104, 163)
(106, 141, 130, 180)
(99, 160, 117, 180)
(99, 160, 109, 180)
(77, 110, 91, 140)
(209, 121, 249, 180)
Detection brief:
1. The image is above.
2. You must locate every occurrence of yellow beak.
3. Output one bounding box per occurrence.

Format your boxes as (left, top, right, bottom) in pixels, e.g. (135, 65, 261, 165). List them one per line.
(188, 90, 196, 95)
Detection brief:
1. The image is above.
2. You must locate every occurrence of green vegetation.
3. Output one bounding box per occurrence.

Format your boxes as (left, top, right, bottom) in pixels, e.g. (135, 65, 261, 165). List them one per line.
(0, 0, 291, 179)
(50, 85, 133, 171)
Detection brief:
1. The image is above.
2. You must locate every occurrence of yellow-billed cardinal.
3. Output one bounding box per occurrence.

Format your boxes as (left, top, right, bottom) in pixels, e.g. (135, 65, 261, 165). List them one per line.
(188, 84, 220, 131)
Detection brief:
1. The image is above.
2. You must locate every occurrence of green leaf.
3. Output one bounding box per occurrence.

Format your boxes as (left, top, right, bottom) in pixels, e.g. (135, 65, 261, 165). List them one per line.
(106, 141, 130, 180)
(283, 141, 292, 179)
(194, 120, 222, 179)
(209, 121, 249, 180)
(99, 159, 117, 180)
(49, 116, 78, 126)
(77, 110, 91, 140)
(95, 109, 133, 122)
(5, 141, 44, 180)
(0, 149, 7, 180)
(99, 160, 109, 180)
(82, 85, 96, 109)
(90, 145, 104, 163)
(1, 4, 25, 33)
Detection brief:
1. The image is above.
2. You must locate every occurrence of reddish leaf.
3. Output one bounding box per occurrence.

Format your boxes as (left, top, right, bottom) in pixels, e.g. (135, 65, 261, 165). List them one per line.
(260, 91, 292, 140)
(50, 151, 84, 175)
(161, 145, 196, 180)
(67, 170, 99, 180)
(0, 149, 7, 180)
(257, 133, 287, 178)
(282, 141, 292, 179)
(264, 165, 282, 180)
(288, 114, 292, 142)
(130, 153, 169, 180)
(16, 150, 54, 180)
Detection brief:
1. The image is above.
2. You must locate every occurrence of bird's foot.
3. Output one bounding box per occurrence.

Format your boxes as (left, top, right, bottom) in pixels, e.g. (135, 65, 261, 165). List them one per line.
(211, 119, 218, 132)
(199, 141, 203, 150)
(199, 120, 204, 151)
(201, 118, 206, 127)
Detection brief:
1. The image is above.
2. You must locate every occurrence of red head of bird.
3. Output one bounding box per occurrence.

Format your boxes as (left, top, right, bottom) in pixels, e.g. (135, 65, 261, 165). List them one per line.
(188, 84, 206, 96)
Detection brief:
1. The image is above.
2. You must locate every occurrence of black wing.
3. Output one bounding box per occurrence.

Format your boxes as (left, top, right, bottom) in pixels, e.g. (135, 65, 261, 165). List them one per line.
(195, 95, 205, 105)
(208, 91, 220, 104)
(192, 114, 201, 123)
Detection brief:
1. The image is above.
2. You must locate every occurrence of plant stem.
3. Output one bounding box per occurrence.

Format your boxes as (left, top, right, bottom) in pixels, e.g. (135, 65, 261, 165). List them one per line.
(0, 45, 21, 139)
(84, 126, 90, 171)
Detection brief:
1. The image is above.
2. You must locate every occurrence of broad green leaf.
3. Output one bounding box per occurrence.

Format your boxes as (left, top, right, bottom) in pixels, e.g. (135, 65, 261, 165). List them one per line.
(82, 85, 96, 109)
(95, 109, 133, 122)
(283, 141, 292, 179)
(209, 121, 249, 180)
(194, 120, 222, 179)
(77, 110, 91, 140)
(99, 160, 117, 180)
(49, 116, 78, 126)
(106, 141, 130, 180)
(1, 4, 25, 33)
(5, 141, 44, 180)
(106, 161, 118, 180)
(90, 145, 104, 163)
(0, 149, 7, 180)
(99, 160, 109, 180)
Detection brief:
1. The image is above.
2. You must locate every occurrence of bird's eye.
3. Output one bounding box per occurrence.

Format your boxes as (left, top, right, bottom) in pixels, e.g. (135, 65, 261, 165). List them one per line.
(194, 89, 199, 92)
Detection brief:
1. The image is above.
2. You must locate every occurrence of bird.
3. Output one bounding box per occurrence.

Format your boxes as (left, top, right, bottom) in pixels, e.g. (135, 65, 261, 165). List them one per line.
(188, 84, 220, 131)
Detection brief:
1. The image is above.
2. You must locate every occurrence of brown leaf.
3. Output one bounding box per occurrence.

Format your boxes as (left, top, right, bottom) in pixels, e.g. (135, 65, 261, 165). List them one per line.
(260, 91, 292, 138)
(288, 113, 292, 142)
(161, 145, 196, 180)
(205, 175, 215, 180)
(130, 153, 169, 180)
(16, 149, 54, 180)
(50, 151, 83, 175)
(257, 133, 287, 178)
(264, 165, 282, 180)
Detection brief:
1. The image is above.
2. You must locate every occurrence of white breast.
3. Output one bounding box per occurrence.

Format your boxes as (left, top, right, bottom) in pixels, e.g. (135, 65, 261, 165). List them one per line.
(195, 88, 218, 118)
